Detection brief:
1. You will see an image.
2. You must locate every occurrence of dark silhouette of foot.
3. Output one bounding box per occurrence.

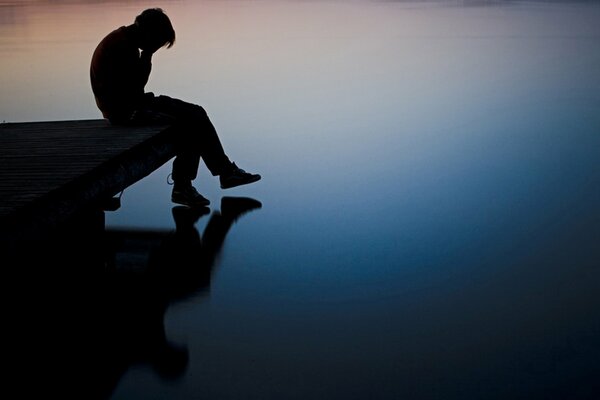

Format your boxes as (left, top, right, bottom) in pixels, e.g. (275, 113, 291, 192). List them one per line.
(171, 185, 210, 207)
(172, 205, 210, 231)
(220, 197, 262, 222)
(220, 163, 261, 189)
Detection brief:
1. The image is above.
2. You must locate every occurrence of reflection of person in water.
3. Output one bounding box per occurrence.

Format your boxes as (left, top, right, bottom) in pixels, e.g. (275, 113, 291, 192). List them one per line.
(151, 196, 262, 302)
(96, 197, 262, 399)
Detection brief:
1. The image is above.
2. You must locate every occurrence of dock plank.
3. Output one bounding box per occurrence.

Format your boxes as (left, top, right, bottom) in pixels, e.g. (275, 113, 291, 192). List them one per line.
(0, 119, 175, 244)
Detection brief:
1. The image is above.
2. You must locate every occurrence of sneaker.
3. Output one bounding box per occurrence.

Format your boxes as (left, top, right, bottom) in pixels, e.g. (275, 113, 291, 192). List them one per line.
(171, 186, 210, 207)
(220, 163, 261, 189)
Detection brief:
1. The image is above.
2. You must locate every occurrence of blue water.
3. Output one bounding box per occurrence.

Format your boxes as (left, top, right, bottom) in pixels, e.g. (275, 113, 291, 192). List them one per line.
(2, 1, 599, 399)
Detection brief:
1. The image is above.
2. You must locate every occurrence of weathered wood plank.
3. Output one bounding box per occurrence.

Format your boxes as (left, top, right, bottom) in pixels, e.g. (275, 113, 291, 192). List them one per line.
(0, 119, 175, 245)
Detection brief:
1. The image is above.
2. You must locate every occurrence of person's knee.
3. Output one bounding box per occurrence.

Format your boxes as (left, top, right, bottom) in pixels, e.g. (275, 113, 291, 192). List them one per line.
(156, 95, 205, 116)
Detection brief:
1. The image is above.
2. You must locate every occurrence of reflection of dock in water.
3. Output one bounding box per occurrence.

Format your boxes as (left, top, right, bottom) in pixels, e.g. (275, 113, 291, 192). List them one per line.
(104, 227, 173, 271)
(0, 119, 174, 246)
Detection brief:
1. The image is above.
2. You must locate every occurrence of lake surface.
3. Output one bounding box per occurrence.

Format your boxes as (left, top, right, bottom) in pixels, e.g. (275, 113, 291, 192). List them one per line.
(2, 1, 600, 399)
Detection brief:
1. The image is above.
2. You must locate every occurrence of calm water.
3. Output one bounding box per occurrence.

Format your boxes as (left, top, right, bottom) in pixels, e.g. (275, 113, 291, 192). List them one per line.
(2, 1, 600, 399)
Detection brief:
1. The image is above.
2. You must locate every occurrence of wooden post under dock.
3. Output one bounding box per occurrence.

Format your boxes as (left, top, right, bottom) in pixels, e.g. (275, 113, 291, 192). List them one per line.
(0, 119, 175, 247)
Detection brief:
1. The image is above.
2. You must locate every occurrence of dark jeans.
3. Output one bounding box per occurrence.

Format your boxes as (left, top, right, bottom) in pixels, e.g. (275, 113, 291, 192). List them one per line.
(112, 93, 232, 183)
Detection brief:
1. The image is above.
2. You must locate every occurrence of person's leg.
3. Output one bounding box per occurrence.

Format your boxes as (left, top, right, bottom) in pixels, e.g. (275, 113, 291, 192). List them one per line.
(134, 94, 228, 207)
(145, 95, 233, 179)
(137, 94, 261, 206)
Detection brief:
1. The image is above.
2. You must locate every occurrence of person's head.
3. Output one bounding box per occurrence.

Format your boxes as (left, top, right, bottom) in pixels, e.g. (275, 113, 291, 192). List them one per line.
(134, 8, 175, 52)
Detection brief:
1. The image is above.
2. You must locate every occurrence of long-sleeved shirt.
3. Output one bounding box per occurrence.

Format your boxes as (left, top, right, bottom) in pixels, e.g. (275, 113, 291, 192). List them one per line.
(90, 26, 151, 121)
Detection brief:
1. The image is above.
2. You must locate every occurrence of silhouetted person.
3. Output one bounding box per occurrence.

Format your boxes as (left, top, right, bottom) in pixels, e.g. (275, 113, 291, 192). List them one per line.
(90, 8, 261, 208)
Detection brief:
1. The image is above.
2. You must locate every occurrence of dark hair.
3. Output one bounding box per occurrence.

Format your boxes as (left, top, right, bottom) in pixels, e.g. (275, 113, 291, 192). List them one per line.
(134, 8, 176, 48)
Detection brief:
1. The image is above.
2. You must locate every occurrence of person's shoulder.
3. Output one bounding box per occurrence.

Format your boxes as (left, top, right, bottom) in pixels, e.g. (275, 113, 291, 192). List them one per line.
(96, 26, 133, 53)
(103, 26, 129, 42)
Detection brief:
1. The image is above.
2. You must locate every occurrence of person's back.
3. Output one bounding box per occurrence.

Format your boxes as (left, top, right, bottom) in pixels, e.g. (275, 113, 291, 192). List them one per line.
(90, 25, 154, 123)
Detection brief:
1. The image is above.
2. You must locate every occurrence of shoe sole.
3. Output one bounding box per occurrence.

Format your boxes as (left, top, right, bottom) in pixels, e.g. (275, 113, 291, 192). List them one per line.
(220, 175, 261, 189)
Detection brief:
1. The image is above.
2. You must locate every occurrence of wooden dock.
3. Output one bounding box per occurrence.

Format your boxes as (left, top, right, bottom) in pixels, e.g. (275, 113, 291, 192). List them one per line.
(0, 119, 175, 246)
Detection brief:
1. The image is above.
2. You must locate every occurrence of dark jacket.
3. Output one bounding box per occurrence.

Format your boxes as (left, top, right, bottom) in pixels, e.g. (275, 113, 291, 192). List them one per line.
(90, 26, 151, 122)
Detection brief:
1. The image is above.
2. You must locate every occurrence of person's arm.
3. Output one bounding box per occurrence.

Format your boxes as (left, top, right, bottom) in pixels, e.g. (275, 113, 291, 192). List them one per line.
(139, 50, 153, 89)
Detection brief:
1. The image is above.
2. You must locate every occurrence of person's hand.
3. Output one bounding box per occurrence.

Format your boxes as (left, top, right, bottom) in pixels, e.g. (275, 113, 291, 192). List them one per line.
(141, 38, 166, 56)
(140, 49, 153, 60)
